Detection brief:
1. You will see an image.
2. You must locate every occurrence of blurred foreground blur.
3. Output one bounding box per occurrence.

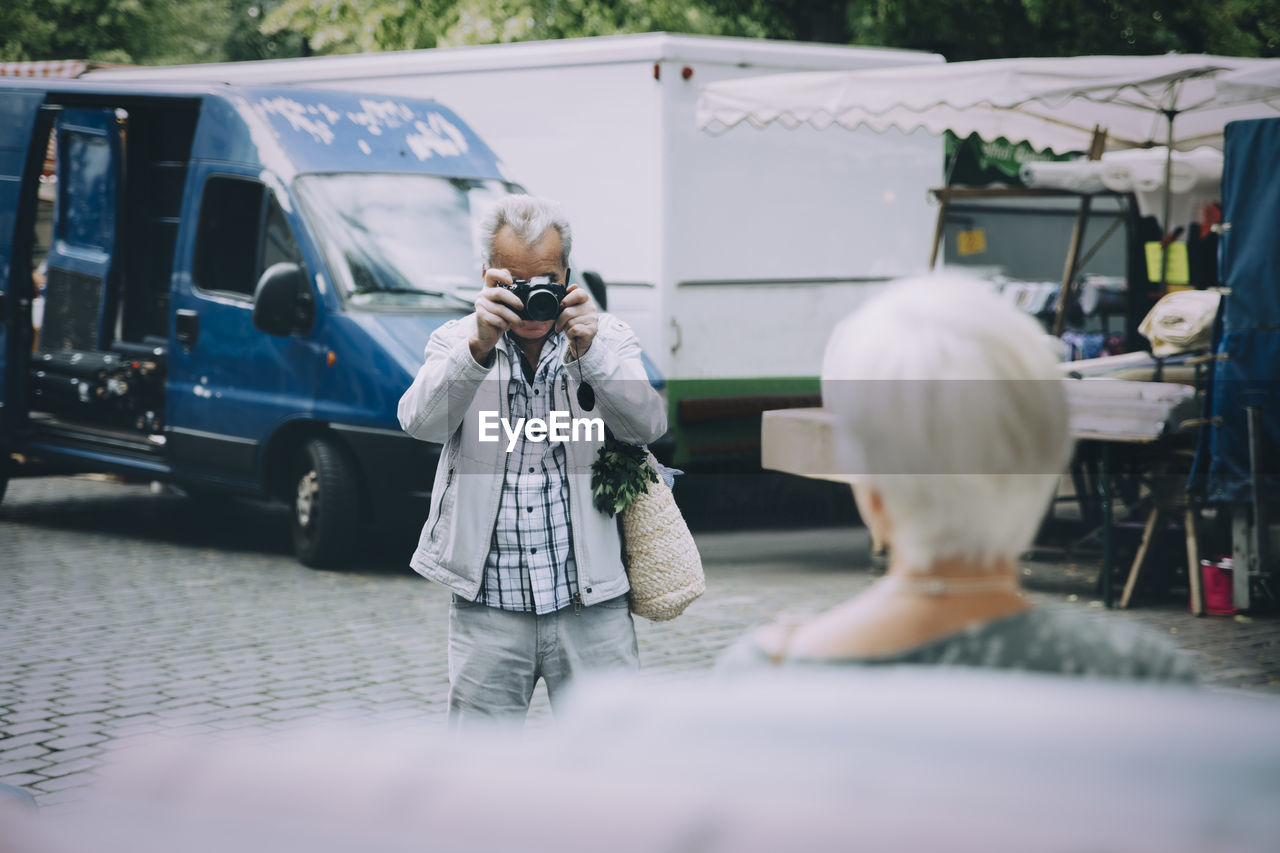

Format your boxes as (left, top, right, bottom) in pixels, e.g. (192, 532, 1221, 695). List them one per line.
(3, 473, 1279, 817)
(3, 670, 1279, 853)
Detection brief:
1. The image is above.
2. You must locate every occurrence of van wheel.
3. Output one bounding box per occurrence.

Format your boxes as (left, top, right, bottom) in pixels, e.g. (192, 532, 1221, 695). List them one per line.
(290, 437, 359, 568)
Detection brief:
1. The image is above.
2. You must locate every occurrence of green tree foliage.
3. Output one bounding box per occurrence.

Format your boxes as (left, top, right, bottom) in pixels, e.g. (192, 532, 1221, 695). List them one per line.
(1, 0, 221, 64)
(698, 0, 1280, 59)
(438, 0, 767, 45)
(768, 0, 1280, 60)
(259, 0, 765, 51)
(0, 5, 55, 63)
(0, 0, 306, 65)
(224, 1, 310, 61)
(2, 0, 1276, 65)
(260, 0, 459, 53)
(708, 0, 1277, 60)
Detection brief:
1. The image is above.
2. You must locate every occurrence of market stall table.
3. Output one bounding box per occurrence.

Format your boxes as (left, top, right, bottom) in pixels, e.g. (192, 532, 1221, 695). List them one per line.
(1063, 378, 1202, 609)
(761, 378, 1203, 610)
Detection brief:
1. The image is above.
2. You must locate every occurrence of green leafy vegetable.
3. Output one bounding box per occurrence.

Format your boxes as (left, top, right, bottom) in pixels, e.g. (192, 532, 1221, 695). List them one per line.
(591, 439, 659, 517)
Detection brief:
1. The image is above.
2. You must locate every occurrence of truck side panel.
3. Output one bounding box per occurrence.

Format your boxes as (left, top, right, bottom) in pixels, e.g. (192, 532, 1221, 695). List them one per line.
(295, 62, 668, 365)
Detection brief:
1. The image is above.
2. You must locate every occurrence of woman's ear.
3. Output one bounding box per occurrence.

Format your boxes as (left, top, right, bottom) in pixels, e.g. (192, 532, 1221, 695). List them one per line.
(852, 483, 892, 552)
(867, 488, 886, 519)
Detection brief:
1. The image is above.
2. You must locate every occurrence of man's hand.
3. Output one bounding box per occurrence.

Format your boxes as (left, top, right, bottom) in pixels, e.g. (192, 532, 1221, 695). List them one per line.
(557, 284, 599, 358)
(469, 268, 523, 364)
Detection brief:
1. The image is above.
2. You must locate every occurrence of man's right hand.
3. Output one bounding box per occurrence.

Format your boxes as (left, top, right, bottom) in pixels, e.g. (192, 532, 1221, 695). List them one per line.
(469, 268, 524, 365)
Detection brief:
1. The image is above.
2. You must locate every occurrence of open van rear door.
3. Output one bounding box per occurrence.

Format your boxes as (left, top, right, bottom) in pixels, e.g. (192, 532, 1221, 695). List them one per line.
(0, 92, 55, 439)
(40, 108, 123, 353)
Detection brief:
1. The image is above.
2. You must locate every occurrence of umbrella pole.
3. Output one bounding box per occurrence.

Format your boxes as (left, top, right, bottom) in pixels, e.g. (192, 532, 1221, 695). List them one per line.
(928, 138, 963, 270)
(928, 190, 949, 270)
(1159, 109, 1177, 290)
(1051, 127, 1108, 337)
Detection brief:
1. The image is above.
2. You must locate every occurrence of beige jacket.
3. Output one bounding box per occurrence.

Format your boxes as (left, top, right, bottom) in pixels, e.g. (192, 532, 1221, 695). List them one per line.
(397, 312, 667, 604)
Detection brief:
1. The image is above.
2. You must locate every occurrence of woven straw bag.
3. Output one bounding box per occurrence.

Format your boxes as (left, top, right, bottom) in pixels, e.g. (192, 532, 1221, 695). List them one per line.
(620, 452, 704, 621)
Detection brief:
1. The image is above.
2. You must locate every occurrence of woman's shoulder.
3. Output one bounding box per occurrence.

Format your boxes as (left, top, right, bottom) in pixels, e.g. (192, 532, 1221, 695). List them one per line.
(714, 620, 804, 674)
(714, 605, 1197, 685)
(714, 630, 775, 674)
(1003, 606, 1198, 683)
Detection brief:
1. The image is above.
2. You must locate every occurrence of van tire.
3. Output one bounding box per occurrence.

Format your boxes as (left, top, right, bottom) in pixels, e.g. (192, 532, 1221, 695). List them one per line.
(290, 437, 359, 568)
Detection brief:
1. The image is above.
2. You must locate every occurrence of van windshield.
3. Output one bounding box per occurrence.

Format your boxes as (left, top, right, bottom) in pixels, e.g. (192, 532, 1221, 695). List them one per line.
(295, 174, 519, 309)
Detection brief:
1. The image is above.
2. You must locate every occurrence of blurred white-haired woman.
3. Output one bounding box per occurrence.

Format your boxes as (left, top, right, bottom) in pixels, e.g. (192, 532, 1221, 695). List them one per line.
(719, 277, 1194, 681)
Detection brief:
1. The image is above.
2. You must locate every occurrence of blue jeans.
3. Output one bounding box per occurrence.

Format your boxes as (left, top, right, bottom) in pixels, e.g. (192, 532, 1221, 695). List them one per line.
(447, 593, 639, 730)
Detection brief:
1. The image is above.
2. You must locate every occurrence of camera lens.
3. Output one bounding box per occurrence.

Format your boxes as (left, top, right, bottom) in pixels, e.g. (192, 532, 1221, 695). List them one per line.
(525, 288, 560, 322)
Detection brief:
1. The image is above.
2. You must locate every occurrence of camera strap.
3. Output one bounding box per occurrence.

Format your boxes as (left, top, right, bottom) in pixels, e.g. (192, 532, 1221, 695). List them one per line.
(569, 337, 595, 411)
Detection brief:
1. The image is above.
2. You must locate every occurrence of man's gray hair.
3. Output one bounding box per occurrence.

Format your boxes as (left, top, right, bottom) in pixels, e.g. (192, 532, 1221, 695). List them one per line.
(478, 194, 572, 269)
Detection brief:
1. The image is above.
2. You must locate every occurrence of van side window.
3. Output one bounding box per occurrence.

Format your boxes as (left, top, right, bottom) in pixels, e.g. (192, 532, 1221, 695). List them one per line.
(262, 196, 301, 271)
(58, 132, 113, 251)
(193, 177, 301, 298)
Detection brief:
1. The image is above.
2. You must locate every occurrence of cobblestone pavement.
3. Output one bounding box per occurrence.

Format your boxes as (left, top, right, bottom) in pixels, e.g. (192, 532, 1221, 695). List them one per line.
(2, 475, 1278, 810)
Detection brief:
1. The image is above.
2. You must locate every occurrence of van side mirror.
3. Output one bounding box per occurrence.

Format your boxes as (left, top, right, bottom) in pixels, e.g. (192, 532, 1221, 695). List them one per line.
(582, 270, 607, 311)
(252, 262, 314, 337)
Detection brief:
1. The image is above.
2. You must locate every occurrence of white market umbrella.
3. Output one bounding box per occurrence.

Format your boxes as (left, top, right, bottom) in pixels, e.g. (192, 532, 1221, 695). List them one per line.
(698, 54, 1280, 287)
(1028, 60, 1280, 238)
(696, 54, 1280, 155)
(1198, 61, 1280, 108)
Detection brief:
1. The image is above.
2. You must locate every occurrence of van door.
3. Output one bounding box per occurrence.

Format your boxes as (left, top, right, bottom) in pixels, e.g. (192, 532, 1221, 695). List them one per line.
(40, 108, 122, 353)
(0, 92, 51, 438)
(167, 168, 322, 487)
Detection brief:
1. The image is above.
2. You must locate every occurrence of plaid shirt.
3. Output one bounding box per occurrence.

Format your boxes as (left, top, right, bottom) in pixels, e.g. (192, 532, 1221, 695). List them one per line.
(476, 332, 579, 614)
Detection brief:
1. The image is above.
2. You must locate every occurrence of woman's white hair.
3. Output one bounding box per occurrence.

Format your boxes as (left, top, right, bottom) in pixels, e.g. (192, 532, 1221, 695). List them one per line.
(477, 194, 572, 268)
(821, 275, 1073, 572)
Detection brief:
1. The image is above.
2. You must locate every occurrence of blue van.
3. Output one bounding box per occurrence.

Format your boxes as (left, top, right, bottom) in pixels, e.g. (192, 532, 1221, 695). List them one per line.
(0, 81, 638, 566)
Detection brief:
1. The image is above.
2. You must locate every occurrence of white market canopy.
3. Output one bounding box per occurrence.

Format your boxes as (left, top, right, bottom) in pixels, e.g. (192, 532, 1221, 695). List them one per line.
(696, 54, 1280, 154)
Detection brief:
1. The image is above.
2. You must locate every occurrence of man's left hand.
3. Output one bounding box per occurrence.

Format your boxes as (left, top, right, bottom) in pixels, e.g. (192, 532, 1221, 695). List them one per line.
(556, 284, 598, 357)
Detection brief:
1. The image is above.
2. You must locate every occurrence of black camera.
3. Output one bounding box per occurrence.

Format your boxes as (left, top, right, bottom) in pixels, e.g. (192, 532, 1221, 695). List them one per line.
(504, 276, 567, 322)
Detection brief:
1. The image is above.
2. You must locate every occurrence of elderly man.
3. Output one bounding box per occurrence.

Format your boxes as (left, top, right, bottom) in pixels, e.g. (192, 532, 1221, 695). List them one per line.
(398, 194, 667, 727)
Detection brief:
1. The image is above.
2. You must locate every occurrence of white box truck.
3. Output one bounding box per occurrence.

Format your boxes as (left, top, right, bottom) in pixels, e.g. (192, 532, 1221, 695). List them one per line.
(91, 34, 943, 467)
